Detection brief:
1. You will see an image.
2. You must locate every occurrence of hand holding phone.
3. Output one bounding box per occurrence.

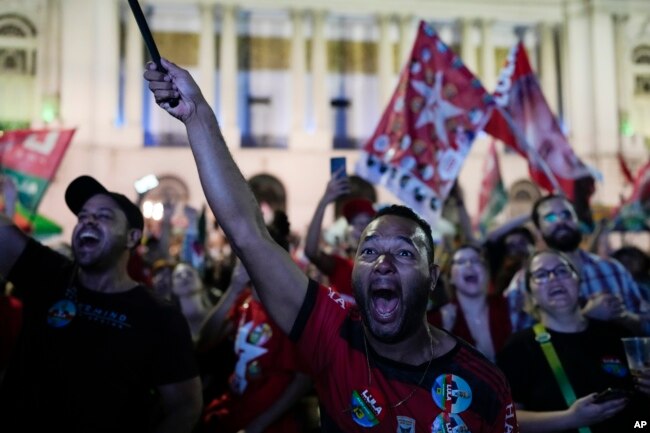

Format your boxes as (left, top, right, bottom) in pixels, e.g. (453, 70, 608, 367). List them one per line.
(592, 388, 630, 403)
(330, 157, 347, 179)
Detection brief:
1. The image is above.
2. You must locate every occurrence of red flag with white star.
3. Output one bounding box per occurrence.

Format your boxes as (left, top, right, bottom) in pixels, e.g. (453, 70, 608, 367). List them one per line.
(485, 42, 595, 201)
(355, 21, 494, 236)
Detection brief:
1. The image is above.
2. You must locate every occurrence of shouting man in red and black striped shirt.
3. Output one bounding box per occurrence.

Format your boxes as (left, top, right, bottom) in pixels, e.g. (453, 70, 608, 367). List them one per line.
(145, 58, 519, 433)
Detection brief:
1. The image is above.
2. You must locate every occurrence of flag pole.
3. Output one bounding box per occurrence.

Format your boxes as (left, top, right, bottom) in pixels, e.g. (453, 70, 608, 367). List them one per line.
(495, 105, 563, 195)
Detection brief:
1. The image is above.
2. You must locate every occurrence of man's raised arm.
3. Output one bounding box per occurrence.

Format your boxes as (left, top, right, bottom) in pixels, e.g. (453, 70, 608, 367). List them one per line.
(143, 59, 308, 334)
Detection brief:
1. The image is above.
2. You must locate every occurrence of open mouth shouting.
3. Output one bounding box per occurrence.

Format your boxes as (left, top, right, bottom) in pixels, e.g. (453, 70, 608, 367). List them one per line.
(542, 283, 577, 308)
(462, 273, 479, 284)
(456, 270, 484, 297)
(369, 280, 401, 324)
(76, 228, 101, 251)
(547, 285, 570, 300)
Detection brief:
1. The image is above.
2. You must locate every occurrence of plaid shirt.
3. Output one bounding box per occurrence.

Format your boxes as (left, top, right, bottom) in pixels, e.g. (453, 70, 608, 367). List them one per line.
(504, 249, 650, 332)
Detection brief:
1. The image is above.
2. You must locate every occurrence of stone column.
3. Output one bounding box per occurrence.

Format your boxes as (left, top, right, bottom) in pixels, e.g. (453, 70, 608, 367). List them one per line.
(437, 22, 454, 46)
(92, 0, 120, 146)
(557, 15, 569, 128)
(218, 5, 240, 146)
(564, 2, 593, 156)
(311, 10, 331, 149)
(589, 10, 618, 155)
(198, 3, 216, 108)
(613, 14, 631, 139)
(539, 22, 559, 114)
(44, 0, 62, 98)
(398, 15, 414, 66)
(460, 19, 477, 74)
(479, 19, 495, 90)
(377, 14, 393, 107)
(124, 0, 144, 141)
(34, 0, 62, 125)
(289, 9, 308, 149)
(60, 0, 92, 143)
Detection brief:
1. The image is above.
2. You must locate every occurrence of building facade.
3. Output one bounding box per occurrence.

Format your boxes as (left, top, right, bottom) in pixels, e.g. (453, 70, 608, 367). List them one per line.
(1, 0, 649, 239)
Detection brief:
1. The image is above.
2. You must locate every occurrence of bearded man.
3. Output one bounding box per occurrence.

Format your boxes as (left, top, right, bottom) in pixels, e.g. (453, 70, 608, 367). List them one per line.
(0, 175, 202, 433)
(504, 194, 649, 334)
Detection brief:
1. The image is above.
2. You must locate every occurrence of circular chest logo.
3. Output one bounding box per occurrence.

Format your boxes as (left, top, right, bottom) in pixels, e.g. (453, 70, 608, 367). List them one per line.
(247, 360, 262, 378)
(349, 386, 386, 427)
(248, 323, 272, 346)
(432, 374, 472, 414)
(47, 299, 77, 328)
(431, 413, 469, 433)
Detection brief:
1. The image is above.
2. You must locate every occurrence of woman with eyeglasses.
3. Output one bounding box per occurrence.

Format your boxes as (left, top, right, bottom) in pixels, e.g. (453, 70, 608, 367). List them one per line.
(496, 249, 647, 433)
(428, 244, 512, 362)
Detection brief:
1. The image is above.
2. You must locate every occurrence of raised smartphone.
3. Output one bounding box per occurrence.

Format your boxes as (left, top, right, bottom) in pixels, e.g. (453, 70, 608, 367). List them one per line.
(592, 388, 630, 403)
(330, 157, 347, 179)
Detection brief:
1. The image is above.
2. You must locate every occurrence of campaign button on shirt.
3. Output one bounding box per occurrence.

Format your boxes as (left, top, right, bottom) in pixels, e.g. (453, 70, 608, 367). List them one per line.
(47, 299, 77, 328)
(431, 412, 468, 433)
(350, 386, 386, 427)
(432, 374, 472, 414)
(248, 322, 272, 346)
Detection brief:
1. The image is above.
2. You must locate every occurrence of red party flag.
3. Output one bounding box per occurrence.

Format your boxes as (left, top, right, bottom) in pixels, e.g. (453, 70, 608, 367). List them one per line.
(628, 160, 650, 204)
(0, 128, 76, 215)
(485, 42, 594, 201)
(617, 151, 635, 185)
(476, 140, 508, 232)
(609, 159, 650, 232)
(355, 21, 494, 237)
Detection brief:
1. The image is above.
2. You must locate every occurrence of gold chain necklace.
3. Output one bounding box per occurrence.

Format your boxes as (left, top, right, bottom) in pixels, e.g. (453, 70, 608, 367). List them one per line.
(362, 324, 436, 409)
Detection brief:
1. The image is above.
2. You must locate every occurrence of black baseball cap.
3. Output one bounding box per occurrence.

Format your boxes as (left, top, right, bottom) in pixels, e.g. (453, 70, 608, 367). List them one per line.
(65, 175, 144, 231)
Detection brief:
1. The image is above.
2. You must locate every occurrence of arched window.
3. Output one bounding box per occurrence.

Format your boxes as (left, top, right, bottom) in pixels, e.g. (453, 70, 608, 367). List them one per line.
(508, 179, 541, 217)
(0, 14, 37, 76)
(139, 175, 190, 223)
(0, 14, 37, 129)
(140, 175, 190, 213)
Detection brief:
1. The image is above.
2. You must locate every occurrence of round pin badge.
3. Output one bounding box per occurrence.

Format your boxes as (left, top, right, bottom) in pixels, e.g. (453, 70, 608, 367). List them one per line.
(349, 386, 386, 427)
(431, 374, 472, 414)
(431, 412, 468, 433)
(248, 323, 272, 346)
(247, 360, 262, 378)
(47, 299, 77, 328)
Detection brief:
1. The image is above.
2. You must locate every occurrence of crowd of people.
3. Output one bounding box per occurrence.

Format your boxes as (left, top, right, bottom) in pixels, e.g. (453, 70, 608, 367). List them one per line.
(0, 58, 649, 433)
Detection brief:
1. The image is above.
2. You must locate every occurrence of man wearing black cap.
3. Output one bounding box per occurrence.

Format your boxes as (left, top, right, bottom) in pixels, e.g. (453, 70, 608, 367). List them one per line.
(0, 175, 202, 433)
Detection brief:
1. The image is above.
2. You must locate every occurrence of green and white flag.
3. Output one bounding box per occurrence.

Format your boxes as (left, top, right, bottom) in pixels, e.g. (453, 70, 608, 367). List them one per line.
(476, 140, 507, 234)
(0, 128, 76, 217)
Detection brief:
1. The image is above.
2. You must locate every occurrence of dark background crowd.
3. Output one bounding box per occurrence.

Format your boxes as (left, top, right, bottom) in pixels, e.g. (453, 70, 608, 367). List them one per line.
(1, 165, 649, 433)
